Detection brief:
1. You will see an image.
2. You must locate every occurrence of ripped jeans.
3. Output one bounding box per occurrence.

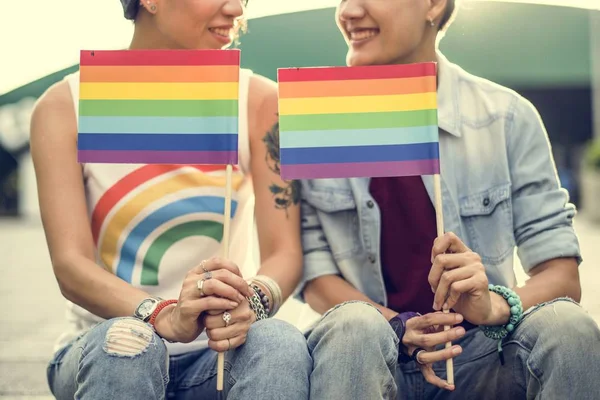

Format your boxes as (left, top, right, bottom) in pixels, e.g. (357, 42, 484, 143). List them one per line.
(47, 317, 312, 400)
(306, 298, 600, 399)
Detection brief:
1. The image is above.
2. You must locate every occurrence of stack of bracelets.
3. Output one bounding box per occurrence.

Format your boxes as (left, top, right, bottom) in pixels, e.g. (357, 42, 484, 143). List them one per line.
(246, 275, 283, 320)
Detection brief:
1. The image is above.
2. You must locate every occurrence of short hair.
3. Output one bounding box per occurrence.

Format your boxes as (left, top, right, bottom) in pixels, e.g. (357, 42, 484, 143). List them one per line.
(438, 0, 459, 32)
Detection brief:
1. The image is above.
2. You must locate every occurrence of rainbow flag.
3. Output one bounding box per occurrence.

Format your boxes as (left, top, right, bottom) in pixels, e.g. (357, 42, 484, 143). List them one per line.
(77, 49, 240, 165)
(277, 63, 439, 179)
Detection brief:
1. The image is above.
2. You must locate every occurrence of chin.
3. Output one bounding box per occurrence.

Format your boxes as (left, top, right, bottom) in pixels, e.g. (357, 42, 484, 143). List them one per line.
(346, 52, 372, 67)
(348, 50, 407, 67)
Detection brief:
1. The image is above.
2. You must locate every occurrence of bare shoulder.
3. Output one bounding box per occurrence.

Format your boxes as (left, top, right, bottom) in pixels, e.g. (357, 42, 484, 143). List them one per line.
(247, 73, 278, 119)
(30, 80, 77, 144)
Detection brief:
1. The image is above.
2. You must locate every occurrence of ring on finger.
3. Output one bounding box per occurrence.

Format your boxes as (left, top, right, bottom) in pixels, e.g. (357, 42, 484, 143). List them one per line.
(197, 279, 206, 296)
(222, 311, 232, 327)
(203, 270, 213, 280)
(411, 347, 427, 365)
(200, 259, 209, 273)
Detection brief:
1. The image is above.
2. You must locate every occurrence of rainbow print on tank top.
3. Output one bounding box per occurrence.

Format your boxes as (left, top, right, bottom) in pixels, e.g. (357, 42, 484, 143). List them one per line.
(90, 164, 243, 286)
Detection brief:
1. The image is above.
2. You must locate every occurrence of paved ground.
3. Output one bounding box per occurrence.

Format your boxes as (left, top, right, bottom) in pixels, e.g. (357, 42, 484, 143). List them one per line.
(1, 214, 599, 398)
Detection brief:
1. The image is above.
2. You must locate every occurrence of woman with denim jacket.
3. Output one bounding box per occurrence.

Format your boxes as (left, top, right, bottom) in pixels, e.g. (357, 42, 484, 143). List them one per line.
(299, 0, 600, 398)
(30, 1, 310, 399)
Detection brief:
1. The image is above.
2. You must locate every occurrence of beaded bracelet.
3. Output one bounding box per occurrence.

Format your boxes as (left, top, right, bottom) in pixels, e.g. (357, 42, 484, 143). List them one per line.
(252, 275, 283, 317)
(480, 284, 523, 365)
(250, 283, 271, 316)
(247, 285, 268, 321)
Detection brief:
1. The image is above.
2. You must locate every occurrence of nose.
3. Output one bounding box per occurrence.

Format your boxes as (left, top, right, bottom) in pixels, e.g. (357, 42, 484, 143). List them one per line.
(223, 0, 245, 19)
(338, 0, 366, 22)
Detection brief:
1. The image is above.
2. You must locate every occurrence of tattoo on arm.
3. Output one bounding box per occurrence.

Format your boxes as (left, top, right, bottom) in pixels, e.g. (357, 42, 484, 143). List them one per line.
(263, 119, 300, 213)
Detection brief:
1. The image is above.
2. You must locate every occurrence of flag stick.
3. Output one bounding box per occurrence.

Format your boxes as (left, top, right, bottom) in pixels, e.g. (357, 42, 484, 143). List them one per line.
(217, 164, 233, 392)
(433, 173, 454, 386)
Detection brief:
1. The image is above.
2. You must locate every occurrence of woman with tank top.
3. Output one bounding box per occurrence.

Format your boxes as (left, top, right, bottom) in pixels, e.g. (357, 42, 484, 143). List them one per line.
(29, 1, 311, 399)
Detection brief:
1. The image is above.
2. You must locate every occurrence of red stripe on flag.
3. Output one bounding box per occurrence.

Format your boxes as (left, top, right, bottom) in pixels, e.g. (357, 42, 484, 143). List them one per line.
(277, 62, 436, 83)
(80, 49, 240, 66)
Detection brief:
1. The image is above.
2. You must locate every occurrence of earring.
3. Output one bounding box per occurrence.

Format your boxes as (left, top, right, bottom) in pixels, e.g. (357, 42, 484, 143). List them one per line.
(145, 0, 156, 12)
(428, 18, 435, 27)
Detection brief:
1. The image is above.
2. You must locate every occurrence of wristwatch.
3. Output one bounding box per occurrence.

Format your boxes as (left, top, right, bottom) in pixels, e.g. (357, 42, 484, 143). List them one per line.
(133, 297, 163, 322)
(389, 312, 420, 363)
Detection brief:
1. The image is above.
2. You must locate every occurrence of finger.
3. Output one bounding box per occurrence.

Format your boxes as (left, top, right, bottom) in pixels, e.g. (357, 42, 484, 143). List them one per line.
(199, 278, 246, 303)
(444, 270, 487, 310)
(429, 252, 478, 294)
(180, 297, 238, 318)
(188, 269, 252, 298)
(433, 265, 479, 311)
(193, 257, 242, 278)
(406, 326, 466, 349)
(417, 344, 463, 365)
(431, 232, 470, 263)
(206, 321, 249, 341)
(209, 333, 247, 352)
(420, 365, 455, 391)
(204, 304, 254, 330)
(407, 312, 463, 331)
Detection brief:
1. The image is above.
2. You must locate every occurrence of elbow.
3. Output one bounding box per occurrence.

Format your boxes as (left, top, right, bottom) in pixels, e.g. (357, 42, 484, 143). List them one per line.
(569, 279, 582, 303)
(50, 254, 82, 303)
(302, 279, 322, 312)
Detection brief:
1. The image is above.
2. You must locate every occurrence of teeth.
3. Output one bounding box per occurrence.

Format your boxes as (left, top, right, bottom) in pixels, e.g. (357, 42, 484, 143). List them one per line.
(350, 30, 378, 41)
(211, 28, 231, 37)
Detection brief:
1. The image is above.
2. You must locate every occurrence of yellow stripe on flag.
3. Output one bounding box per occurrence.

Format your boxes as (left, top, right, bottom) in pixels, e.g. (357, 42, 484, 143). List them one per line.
(279, 93, 437, 115)
(80, 82, 239, 100)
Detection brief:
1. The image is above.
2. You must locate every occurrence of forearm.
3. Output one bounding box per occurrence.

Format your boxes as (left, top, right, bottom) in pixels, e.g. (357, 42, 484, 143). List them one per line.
(304, 275, 397, 320)
(54, 254, 150, 319)
(515, 258, 581, 310)
(489, 257, 581, 325)
(254, 250, 303, 302)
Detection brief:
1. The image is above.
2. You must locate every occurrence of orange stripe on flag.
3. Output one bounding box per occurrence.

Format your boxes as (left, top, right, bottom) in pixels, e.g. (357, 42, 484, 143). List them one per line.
(80, 65, 239, 83)
(278, 76, 436, 99)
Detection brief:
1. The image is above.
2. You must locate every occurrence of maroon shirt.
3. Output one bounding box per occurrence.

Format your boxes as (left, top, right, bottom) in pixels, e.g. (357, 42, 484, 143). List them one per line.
(369, 176, 437, 315)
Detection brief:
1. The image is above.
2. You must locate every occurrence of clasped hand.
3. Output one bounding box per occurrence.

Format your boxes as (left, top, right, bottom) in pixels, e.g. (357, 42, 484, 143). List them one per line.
(153, 257, 255, 350)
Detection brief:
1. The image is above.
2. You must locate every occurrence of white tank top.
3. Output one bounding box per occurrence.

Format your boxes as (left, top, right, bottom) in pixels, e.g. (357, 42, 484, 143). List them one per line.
(55, 69, 257, 355)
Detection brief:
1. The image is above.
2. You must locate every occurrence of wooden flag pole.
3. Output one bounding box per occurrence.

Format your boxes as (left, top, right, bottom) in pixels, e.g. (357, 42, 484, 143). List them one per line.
(217, 164, 234, 392)
(432, 174, 454, 386)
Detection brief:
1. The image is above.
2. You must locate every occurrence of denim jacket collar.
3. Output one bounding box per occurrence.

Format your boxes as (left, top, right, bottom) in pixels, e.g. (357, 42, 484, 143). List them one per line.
(437, 52, 462, 138)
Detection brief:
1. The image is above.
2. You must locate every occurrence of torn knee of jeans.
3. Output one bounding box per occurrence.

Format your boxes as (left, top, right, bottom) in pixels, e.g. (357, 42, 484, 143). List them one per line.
(103, 318, 154, 358)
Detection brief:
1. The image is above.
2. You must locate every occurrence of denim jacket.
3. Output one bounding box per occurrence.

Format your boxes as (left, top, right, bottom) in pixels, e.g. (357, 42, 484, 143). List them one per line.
(297, 52, 581, 307)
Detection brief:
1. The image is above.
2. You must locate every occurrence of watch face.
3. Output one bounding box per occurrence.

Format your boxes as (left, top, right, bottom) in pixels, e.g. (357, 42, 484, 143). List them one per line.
(136, 298, 158, 320)
(138, 300, 154, 315)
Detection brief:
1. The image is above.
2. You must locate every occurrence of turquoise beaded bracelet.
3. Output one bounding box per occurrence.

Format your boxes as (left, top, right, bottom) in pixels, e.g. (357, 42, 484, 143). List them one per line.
(480, 284, 523, 365)
(481, 284, 524, 339)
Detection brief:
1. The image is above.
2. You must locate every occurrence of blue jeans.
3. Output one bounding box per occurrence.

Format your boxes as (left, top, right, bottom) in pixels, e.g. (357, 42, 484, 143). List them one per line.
(47, 317, 312, 399)
(306, 299, 600, 399)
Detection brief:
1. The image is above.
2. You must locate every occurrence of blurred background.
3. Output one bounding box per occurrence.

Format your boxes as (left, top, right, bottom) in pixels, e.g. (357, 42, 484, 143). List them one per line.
(1, 0, 599, 398)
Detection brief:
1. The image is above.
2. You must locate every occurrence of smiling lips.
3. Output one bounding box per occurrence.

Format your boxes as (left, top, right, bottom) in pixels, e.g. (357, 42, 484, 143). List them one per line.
(348, 28, 380, 44)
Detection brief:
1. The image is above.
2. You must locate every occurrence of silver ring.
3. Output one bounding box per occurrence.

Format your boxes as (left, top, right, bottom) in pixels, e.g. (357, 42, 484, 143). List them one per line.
(415, 349, 427, 365)
(222, 311, 231, 327)
(203, 270, 212, 280)
(197, 279, 206, 296)
(200, 259, 209, 273)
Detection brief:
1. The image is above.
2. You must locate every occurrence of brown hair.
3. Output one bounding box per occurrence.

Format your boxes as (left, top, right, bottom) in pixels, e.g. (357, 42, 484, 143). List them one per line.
(438, 0, 458, 32)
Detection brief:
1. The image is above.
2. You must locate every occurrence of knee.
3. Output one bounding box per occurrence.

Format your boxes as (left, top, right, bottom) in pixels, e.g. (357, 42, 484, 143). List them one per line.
(97, 317, 167, 362)
(520, 299, 600, 348)
(319, 301, 396, 344)
(247, 318, 308, 355)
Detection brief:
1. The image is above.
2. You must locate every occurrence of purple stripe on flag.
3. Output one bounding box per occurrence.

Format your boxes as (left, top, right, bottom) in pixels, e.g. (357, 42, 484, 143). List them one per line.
(280, 159, 440, 180)
(78, 150, 238, 165)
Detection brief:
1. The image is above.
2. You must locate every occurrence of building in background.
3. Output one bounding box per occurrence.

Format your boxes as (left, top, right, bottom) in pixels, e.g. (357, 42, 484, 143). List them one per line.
(0, 2, 598, 217)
